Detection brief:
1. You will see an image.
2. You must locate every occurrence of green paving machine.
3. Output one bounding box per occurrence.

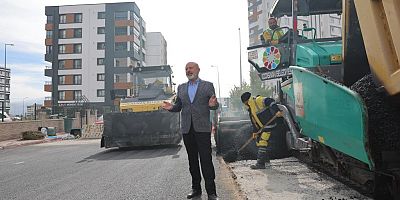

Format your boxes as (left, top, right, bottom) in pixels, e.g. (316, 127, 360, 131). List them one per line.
(248, 0, 400, 199)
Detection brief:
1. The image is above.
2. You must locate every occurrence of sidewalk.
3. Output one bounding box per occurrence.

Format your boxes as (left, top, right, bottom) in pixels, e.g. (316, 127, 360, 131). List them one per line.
(0, 133, 72, 150)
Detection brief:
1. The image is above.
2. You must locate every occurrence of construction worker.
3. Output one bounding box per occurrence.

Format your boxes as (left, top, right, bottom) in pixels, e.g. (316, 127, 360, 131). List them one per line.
(261, 17, 284, 45)
(240, 92, 283, 169)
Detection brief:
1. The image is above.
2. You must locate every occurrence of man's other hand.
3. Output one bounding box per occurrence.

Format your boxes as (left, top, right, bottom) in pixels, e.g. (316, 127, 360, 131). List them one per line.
(162, 101, 173, 110)
(208, 95, 218, 107)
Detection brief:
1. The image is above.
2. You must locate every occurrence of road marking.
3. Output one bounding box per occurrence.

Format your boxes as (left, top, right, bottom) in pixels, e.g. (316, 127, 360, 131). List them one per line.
(14, 161, 24, 165)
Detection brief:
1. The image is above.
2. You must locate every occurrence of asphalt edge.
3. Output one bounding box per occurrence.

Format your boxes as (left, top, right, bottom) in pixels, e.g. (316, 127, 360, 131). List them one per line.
(215, 152, 248, 200)
(0, 138, 63, 150)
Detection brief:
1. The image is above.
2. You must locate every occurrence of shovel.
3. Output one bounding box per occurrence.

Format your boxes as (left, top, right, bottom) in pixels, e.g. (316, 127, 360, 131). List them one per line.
(223, 113, 280, 162)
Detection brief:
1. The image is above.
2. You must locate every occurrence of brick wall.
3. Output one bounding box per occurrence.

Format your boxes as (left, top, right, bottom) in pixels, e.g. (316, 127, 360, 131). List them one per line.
(0, 118, 80, 141)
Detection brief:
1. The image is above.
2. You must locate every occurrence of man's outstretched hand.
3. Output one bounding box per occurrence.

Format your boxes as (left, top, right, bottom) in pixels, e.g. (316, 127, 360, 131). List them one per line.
(208, 95, 218, 107)
(162, 101, 173, 110)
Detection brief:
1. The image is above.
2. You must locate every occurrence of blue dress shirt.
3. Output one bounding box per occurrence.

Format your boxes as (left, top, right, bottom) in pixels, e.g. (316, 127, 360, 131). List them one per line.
(188, 79, 200, 103)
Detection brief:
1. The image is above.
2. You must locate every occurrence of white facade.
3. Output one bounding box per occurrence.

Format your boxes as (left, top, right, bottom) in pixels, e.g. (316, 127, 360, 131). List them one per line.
(59, 4, 105, 103)
(145, 32, 167, 66)
(26, 104, 42, 117)
(0, 67, 10, 112)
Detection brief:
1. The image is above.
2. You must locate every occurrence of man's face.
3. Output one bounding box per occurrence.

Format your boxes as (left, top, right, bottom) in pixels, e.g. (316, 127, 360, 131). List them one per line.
(185, 62, 200, 81)
(268, 19, 277, 29)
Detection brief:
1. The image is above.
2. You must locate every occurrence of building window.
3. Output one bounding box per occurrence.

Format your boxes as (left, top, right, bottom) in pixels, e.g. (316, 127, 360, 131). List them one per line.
(115, 42, 127, 51)
(58, 91, 65, 100)
(74, 13, 82, 23)
(131, 42, 139, 53)
(73, 44, 82, 54)
(97, 42, 105, 50)
(59, 29, 67, 39)
(141, 39, 145, 48)
(46, 30, 53, 39)
(330, 26, 341, 36)
(97, 89, 105, 97)
(73, 59, 82, 69)
(130, 12, 140, 22)
(74, 28, 82, 38)
(97, 27, 105, 34)
(46, 45, 53, 54)
(130, 27, 140, 37)
(115, 27, 127, 35)
(73, 75, 82, 85)
(59, 60, 65, 69)
(73, 90, 82, 100)
(115, 58, 127, 67)
(142, 26, 146, 35)
(47, 15, 54, 23)
(59, 14, 67, 24)
(115, 11, 128, 20)
(97, 73, 105, 81)
(58, 76, 65, 85)
(58, 45, 66, 54)
(97, 58, 105, 65)
(98, 12, 106, 19)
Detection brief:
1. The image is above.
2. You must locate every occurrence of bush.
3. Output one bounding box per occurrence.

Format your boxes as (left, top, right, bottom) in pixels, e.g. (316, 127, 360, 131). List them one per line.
(22, 131, 45, 140)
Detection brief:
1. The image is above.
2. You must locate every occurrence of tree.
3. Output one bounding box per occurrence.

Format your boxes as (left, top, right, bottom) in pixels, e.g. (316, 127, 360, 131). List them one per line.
(228, 69, 274, 111)
(229, 82, 251, 111)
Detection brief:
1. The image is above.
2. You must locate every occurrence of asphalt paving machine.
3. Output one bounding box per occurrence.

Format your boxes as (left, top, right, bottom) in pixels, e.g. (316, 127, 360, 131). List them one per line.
(247, 0, 400, 198)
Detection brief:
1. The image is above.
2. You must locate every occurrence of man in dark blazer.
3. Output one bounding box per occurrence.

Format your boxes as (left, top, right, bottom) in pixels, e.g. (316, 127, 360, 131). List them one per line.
(162, 62, 219, 200)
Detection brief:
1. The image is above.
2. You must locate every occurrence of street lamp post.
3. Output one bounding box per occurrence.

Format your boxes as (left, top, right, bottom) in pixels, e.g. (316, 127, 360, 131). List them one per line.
(22, 97, 28, 120)
(2, 43, 14, 122)
(211, 65, 221, 99)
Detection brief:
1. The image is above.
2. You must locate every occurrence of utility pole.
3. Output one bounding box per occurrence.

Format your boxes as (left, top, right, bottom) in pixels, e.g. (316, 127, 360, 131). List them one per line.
(239, 28, 243, 89)
(211, 65, 221, 99)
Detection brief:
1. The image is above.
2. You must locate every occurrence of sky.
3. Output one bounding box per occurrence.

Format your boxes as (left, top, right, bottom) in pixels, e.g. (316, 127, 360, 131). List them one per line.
(0, 0, 250, 114)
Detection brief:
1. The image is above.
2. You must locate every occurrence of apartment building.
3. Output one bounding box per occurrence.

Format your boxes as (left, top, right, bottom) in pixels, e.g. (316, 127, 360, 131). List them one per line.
(0, 67, 11, 113)
(44, 2, 147, 113)
(145, 32, 167, 66)
(248, 0, 342, 46)
(26, 104, 42, 117)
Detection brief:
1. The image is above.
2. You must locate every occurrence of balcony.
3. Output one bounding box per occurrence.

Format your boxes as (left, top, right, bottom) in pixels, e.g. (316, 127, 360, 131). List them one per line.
(44, 97, 52, 107)
(115, 20, 134, 27)
(45, 23, 53, 30)
(114, 82, 133, 90)
(45, 53, 52, 62)
(44, 66, 52, 77)
(45, 38, 53, 46)
(115, 35, 135, 43)
(44, 81, 52, 92)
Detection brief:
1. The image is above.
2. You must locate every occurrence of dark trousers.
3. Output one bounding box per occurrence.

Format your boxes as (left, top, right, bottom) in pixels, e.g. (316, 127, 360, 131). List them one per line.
(183, 124, 216, 195)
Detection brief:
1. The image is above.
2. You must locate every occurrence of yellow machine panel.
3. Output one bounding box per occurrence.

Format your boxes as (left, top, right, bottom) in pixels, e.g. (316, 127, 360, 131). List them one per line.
(354, 0, 400, 95)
